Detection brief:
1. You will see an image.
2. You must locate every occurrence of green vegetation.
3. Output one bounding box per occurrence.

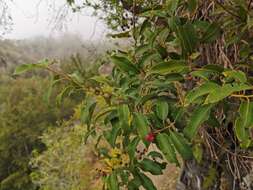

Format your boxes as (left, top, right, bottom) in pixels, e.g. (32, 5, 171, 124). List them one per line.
(2, 0, 253, 190)
(0, 37, 104, 190)
(0, 76, 72, 190)
(34, 0, 253, 189)
(30, 123, 99, 190)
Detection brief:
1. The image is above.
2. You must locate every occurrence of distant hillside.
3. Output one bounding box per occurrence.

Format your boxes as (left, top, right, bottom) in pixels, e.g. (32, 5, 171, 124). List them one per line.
(0, 34, 112, 72)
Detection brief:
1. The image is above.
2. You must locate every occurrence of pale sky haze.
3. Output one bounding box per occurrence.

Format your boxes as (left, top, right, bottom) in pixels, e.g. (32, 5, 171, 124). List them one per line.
(4, 0, 106, 40)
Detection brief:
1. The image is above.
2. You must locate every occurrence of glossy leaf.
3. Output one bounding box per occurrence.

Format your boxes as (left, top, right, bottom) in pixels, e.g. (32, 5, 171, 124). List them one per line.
(107, 172, 119, 190)
(156, 133, 179, 165)
(138, 172, 157, 190)
(132, 113, 150, 141)
(205, 83, 252, 104)
(166, 0, 179, 14)
(170, 131, 193, 160)
(138, 52, 161, 66)
(150, 60, 187, 75)
(139, 158, 163, 175)
(56, 86, 74, 106)
(184, 105, 213, 139)
(111, 56, 139, 75)
(223, 70, 247, 83)
(127, 137, 140, 160)
(201, 23, 221, 43)
(148, 151, 164, 160)
(175, 23, 198, 56)
(235, 101, 253, 147)
(193, 144, 203, 164)
(14, 60, 51, 75)
(185, 82, 220, 106)
(80, 98, 97, 128)
(156, 100, 169, 121)
(118, 104, 131, 132)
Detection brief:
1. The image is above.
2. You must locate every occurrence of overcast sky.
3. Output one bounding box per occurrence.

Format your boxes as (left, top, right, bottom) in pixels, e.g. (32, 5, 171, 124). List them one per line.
(4, 0, 106, 40)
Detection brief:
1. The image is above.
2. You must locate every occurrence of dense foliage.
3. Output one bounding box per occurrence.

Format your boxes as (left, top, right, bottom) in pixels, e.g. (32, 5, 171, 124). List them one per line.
(0, 44, 102, 190)
(14, 0, 253, 189)
(0, 76, 73, 190)
(30, 122, 99, 190)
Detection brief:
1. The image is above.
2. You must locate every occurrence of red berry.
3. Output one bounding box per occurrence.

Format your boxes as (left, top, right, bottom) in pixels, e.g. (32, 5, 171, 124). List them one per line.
(145, 132, 155, 142)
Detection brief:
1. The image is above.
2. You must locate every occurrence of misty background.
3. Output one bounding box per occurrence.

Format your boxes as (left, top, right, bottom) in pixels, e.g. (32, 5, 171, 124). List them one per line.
(4, 0, 107, 40)
(0, 0, 116, 72)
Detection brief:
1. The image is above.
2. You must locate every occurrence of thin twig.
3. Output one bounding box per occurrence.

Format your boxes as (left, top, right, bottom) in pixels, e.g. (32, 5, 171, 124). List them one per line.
(204, 131, 253, 159)
(226, 154, 237, 179)
(231, 94, 253, 98)
(154, 122, 175, 134)
(46, 65, 86, 89)
(248, 0, 253, 10)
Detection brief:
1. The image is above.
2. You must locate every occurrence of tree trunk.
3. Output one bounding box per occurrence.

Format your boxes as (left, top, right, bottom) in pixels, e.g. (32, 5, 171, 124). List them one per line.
(176, 129, 253, 190)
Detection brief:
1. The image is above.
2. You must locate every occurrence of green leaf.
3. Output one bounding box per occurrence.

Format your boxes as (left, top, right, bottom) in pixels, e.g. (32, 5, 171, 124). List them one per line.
(68, 72, 84, 84)
(139, 158, 163, 175)
(104, 122, 121, 147)
(223, 70, 247, 83)
(156, 133, 179, 165)
(202, 64, 224, 73)
(56, 86, 74, 106)
(147, 151, 164, 160)
(132, 113, 150, 141)
(139, 10, 167, 18)
(193, 144, 203, 163)
(127, 137, 140, 160)
(175, 23, 198, 56)
(170, 131, 193, 160)
(191, 69, 219, 80)
(235, 118, 249, 144)
(191, 64, 224, 80)
(14, 60, 51, 75)
(201, 23, 221, 43)
(239, 101, 253, 128)
(166, 0, 179, 14)
(156, 100, 169, 121)
(165, 73, 184, 82)
(135, 44, 150, 56)
(138, 172, 157, 190)
(14, 64, 37, 75)
(150, 60, 187, 75)
(118, 104, 130, 132)
(90, 75, 112, 85)
(111, 56, 139, 75)
(43, 78, 59, 105)
(128, 177, 142, 190)
(138, 52, 162, 67)
(157, 27, 170, 43)
(107, 172, 119, 190)
(94, 106, 116, 124)
(235, 101, 253, 147)
(184, 105, 213, 139)
(205, 83, 252, 104)
(185, 82, 220, 106)
(80, 97, 97, 128)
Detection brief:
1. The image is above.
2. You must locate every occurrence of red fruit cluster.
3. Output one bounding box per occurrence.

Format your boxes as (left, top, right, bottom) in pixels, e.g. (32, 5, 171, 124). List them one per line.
(145, 132, 155, 142)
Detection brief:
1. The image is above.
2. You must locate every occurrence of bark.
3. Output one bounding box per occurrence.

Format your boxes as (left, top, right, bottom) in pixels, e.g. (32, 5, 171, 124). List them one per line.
(176, 128, 253, 190)
(177, 152, 222, 190)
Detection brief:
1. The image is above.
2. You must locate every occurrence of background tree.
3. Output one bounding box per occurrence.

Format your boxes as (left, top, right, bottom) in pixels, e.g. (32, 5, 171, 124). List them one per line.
(30, 123, 100, 190)
(0, 76, 73, 190)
